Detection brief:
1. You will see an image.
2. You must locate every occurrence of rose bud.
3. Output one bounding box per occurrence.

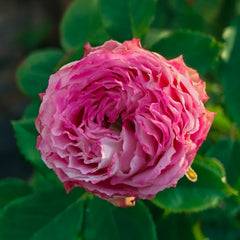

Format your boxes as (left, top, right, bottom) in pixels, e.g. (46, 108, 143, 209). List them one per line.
(35, 39, 215, 207)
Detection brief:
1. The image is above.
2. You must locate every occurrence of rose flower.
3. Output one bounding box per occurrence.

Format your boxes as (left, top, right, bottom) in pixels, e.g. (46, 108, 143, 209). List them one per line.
(35, 39, 214, 207)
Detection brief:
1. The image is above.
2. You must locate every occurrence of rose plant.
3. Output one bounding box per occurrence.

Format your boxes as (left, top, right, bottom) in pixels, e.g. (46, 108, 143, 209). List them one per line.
(35, 38, 214, 207)
(1, 0, 240, 239)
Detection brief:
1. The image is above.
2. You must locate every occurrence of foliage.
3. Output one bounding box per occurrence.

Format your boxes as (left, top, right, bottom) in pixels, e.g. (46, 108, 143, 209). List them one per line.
(1, 0, 240, 239)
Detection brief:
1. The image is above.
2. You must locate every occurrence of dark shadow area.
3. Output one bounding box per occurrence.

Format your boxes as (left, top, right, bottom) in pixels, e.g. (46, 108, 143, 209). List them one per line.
(0, 0, 71, 180)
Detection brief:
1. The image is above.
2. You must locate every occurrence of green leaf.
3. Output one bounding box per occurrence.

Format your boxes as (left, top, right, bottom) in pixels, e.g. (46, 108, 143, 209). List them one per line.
(207, 139, 240, 192)
(84, 197, 157, 240)
(55, 44, 85, 71)
(30, 172, 61, 191)
(23, 100, 41, 119)
(84, 197, 118, 240)
(0, 188, 85, 240)
(0, 178, 32, 212)
(60, 0, 109, 51)
(154, 213, 198, 240)
(151, 156, 235, 212)
(227, 140, 240, 190)
(12, 119, 43, 170)
(205, 138, 240, 193)
(221, 15, 240, 127)
(166, 1, 205, 31)
(192, 221, 209, 240)
(200, 199, 240, 240)
(206, 105, 234, 135)
(205, 137, 233, 169)
(17, 49, 64, 99)
(99, 0, 156, 41)
(30, 200, 83, 240)
(169, 0, 224, 24)
(144, 29, 171, 49)
(150, 30, 222, 74)
(190, 0, 224, 23)
(203, 222, 240, 240)
(113, 201, 157, 240)
(149, 0, 172, 29)
(12, 119, 59, 184)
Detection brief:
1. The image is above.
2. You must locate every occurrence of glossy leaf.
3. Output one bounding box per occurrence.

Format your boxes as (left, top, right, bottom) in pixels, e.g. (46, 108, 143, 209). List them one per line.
(60, 0, 109, 51)
(221, 15, 240, 127)
(84, 197, 157, 240)
(152, 156, 235, 212)
(151, 30, 222, 74)
(17, 49, 64, 99)
(99, 0, 156, 41)
(0, 188, 84, 240)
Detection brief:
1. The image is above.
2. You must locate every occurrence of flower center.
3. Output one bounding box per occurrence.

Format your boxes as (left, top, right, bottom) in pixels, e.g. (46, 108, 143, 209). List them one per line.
(110, 116, 122, 131)
(102, 114, 122, 132)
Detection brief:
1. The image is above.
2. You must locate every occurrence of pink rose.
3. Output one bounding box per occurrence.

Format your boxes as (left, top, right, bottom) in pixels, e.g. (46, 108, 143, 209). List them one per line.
(35, 39, 214, 207)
